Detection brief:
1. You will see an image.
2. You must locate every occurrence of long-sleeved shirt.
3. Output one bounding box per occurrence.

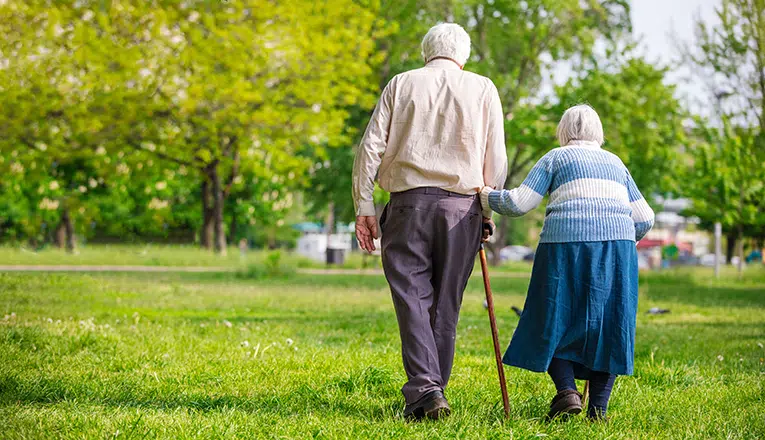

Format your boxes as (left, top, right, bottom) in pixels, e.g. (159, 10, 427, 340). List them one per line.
(352, 58, 508, 218)
(480, 140, 655, 242)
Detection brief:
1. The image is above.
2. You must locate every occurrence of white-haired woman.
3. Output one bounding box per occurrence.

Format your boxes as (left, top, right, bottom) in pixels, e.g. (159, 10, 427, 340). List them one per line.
(480, 105, 654, 421)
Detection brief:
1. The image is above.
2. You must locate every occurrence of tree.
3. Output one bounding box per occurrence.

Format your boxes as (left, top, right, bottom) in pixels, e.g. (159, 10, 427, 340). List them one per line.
(106, 0, 383, 255)
(680, 0, 765, 131)
(0, 1, 118, 251)
(0, 0, 384, 253)
(678, 0, 765, 273)
(682, 120, 765, 276)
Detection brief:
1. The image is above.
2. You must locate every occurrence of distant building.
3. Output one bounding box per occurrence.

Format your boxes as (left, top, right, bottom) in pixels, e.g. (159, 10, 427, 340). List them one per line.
(638, 197, 711, 266)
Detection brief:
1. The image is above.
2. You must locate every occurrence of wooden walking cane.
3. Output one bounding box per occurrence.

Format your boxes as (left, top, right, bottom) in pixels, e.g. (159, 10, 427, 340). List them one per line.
(479, 242, 511, 419)
(582, 380, 590, 410)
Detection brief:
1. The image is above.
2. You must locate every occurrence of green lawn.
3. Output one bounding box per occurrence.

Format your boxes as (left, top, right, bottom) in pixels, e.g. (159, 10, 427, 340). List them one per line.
(1, 267, 764, 439)
(0, 244, 536, 273)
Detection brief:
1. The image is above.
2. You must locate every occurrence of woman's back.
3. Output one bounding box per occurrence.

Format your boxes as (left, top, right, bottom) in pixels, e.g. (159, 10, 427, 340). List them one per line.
(482, 140, 654, 244)
(543, 141, 635, 243)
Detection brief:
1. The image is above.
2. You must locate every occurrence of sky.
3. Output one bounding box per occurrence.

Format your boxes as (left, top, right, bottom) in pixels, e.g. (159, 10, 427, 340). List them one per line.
(541, 0, 721, 113)
(630, 0, 720, 110)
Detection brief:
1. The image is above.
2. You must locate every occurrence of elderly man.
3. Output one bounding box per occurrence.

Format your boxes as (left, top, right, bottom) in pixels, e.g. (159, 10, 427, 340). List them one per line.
(352, 23, 507, 420)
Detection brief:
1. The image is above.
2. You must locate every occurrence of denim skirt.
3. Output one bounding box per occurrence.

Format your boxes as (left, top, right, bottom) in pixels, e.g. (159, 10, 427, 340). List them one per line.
(503, 240, 638, 376)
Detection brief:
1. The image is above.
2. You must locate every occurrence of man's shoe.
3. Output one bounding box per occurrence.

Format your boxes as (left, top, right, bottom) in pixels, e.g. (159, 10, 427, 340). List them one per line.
(547, 389, 582, 419)
(403, 390, 451, 421)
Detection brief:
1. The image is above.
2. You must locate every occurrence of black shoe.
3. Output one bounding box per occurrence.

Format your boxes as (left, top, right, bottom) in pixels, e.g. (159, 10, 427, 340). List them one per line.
(403, 390, 451, 421)
(547, 389, 582, 420)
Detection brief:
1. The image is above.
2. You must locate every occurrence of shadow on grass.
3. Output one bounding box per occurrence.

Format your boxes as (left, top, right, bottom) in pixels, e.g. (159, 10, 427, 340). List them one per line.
(0, 366, 405, 421)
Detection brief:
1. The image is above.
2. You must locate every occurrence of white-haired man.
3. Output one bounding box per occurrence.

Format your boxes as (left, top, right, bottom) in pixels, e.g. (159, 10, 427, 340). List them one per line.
(352, 23, 507, 420)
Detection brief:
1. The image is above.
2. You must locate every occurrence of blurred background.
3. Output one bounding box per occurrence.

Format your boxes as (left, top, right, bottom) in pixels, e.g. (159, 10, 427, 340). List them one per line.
(0, 0, 762, 274)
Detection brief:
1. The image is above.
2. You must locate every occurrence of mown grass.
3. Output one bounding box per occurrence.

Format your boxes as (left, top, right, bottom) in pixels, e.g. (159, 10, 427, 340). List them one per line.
(0, 244, 543, 273)
(0, 266, 764, 439)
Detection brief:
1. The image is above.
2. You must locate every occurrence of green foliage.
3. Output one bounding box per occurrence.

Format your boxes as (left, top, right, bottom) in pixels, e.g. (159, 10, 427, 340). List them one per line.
(0, 0, 385, 247)
(679, 0, 765, 243)
(682, 121, 765, 238)
(236, 251, 296, 279)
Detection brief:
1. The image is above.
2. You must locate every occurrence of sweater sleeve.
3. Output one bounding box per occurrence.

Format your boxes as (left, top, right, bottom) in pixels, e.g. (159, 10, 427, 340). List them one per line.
(626, 171, 655, 241)
(480, 150, 555, 217)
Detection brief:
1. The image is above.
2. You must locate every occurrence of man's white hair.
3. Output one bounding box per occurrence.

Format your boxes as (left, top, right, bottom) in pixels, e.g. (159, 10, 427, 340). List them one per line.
(421, 23, 471, 66)
(556, 104, 605, 146)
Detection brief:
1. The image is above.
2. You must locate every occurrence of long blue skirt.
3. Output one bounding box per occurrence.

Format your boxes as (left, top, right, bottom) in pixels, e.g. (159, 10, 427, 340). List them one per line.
(503, 241, 638, 376)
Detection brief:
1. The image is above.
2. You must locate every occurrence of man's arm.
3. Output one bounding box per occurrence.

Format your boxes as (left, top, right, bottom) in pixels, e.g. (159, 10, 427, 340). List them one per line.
(352, 81, 394, 252)
(482, 83, 508, 218)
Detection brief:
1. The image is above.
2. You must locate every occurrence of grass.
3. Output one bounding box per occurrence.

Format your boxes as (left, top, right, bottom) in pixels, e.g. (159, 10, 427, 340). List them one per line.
(0, 244, 537, 273)
(0, 263, 764, 438)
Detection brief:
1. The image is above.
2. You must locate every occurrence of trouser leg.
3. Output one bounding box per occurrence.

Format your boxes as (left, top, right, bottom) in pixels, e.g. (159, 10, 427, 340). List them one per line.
(381, 196, 439, 405)
(431, 197, 482, 389)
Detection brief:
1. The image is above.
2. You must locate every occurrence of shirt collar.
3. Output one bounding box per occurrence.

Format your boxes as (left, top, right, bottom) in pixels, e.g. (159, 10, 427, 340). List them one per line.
(564, 140, 601, 149)
(425, 58, 462, 70)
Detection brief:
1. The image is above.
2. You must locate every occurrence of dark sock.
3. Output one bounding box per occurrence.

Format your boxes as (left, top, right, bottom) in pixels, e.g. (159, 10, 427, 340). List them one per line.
(587, 371, 616, 418)
(547, 357, 577, 392)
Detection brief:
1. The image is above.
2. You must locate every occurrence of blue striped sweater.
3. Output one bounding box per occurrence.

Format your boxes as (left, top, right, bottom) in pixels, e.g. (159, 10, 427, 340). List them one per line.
(480, 140, 655, 243)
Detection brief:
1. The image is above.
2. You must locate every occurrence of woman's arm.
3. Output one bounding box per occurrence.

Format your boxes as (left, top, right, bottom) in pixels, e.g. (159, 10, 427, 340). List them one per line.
(626, 171, 655, 241)
(480, 151, 556, 217)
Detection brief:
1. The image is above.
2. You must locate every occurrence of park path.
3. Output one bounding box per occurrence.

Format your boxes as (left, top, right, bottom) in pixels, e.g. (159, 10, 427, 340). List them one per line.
(0, 265, 529, 278)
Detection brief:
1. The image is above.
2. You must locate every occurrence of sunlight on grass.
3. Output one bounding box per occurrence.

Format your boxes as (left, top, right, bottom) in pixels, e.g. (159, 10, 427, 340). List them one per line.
(0, 266, 764, 438)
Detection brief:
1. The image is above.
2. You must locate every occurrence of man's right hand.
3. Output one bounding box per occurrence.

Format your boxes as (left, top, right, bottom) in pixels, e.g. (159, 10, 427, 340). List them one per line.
(482, 217, 495, 243)
(355, 216, 379, 253)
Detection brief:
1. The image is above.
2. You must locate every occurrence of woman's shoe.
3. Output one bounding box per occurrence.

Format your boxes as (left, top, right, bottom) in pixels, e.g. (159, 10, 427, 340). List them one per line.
(587, 407, 609, 422)
(547, 389, 583, 419)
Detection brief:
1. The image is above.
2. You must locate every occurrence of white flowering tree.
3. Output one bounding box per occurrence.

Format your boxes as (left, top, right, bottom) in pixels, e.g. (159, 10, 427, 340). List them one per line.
(97, 0, 383, 254)
(0, 0, 383, 252)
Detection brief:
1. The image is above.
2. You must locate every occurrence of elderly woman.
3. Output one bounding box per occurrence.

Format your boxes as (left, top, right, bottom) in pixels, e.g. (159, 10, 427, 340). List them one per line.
(480, 105, 654, 420)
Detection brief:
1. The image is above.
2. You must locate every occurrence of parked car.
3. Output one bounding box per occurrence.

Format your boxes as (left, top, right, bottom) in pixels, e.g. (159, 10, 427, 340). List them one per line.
(699, 254, 716, 267)
(638, 253, 649, 270)
(500, 245, 533, 262)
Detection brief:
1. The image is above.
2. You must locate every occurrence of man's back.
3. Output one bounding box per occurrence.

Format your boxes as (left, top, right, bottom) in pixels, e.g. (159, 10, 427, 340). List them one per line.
(378, 59, 502, 197)
(352, 58, 507, 219)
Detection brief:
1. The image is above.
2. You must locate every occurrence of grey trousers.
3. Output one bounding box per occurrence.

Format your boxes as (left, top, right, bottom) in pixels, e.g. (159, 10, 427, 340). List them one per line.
(380, 187, 482, 404)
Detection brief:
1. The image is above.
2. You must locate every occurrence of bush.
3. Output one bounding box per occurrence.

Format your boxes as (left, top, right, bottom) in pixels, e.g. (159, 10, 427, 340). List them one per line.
(236, 251, 295, 279)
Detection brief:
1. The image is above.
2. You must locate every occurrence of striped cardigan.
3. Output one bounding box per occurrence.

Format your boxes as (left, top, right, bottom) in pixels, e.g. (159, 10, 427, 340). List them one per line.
(480, 140, 655, 243)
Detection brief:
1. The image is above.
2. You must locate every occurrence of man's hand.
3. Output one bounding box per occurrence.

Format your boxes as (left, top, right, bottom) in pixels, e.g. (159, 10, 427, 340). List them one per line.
(355, 216, 379, 253)
(482, 217, 495, 243)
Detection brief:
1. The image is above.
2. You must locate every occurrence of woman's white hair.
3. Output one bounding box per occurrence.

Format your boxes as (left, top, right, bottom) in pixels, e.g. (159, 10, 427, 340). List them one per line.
(556, 104, 605, 146)
(421, 23, 471, 66)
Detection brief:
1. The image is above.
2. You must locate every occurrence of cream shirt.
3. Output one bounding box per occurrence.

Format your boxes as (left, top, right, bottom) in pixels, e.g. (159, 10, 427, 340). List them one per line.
(352, 59, 508, 218)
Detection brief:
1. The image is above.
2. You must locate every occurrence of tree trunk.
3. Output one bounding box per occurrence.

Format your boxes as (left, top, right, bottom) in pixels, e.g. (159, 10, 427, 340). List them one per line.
(325, 201, 336, 265)
(200, 179, 214, 250)
(61, 207, 75, 253)
(229, 208, 238, 244)
(54, 218, 66, 249)
(737, 226, 744, 279)
(210, 164, 227, 255)
(725, 231, 737, 264)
